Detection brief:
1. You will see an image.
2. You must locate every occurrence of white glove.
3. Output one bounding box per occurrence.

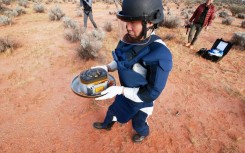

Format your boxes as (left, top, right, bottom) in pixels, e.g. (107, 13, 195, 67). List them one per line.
(91, 65, 108, 72)
(95, 86, 124, 100)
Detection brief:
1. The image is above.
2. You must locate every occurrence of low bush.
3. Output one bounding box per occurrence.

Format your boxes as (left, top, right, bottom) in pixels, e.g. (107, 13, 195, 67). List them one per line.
(15, 7, 26, 16)
(103, 21, 112, 32)
(159, 15, 181, 29)
(231, 32, 245, 50)
(48, 5, 65, 21)
(229, 4, 245, 16)
(18, 0, 29, 8)
(242, 20, 245, 28)
(0, 15, 12, 25)
(237, 13, 245, 19)
(62, 17, 79, 29)
(76, 8, 83, 17)
(64, 28, 80, 42)
(4, 10, 18, 18)
(2, 0, 11, 5)
(219, 11, 229, 18)
(64, 26, 86, 42)
(77, 29, 105, 59)
(0, 37, 19, 53)
(33, 3, 45, 13)
(222, 17, 234, 25)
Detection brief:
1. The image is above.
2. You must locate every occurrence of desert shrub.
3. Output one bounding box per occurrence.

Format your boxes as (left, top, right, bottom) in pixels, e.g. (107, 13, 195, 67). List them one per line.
(4, 7, 26, 17)
(64, 26, 86, 42)
(64, 29, 80, 42)
(33, 3, 45, 13)
(242, 21, 245, 28)
(77, 29, 105, 59)
(45, 0, 53, 4)
(91, 28, 105, 40)
(14, 7, 27, 16)
(217, 6, 223, 11)
(76, 8, 83, 17)
(4, 10, 18, 17)
(162, 33, 176, 41)
(231, 32, 245, 50)
(219, 11, 229, 18)
(237, 13, 245, 19)
(0, 37, 18, 53)
(18, 0, 29, 8)
(48, 5, 65, 21)
(102, 0, 113, 4)
(229, 4, 245, 16)
(103, 21, 112, 32)
(159, 15, 181, 29)
(0, 15, 12, 25)
(62, 16, 78, 29)
(222, 17, 234, 25)
(187, 9, 194, 14)
(2, 0, 11, 5)
(109, 11, 116, 15)
(180, 11, 189, 19)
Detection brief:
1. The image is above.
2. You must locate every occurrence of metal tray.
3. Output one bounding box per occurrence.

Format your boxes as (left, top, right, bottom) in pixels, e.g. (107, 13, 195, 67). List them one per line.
(71, 74, 116, 98)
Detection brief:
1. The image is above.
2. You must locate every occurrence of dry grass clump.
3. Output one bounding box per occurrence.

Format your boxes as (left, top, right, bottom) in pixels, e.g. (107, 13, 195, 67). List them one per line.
(159, 15, 181, 29)
(180, 10, 189, 19)
(76, 8, 83, 17)
(64, 26, 86, 42)
(48, 5, 65, 21)
(64, 28, 80, 42)
(45, 0, 53, 4)
(103, 21, 112, 32)
(162, 33, 176, 41)
(33, 3, 45, 13)
(18, 0, 29, 8)
(62, 16, 79, 29)
(3, 7, 26, 18)
(222, 17, 234, 25)
(1, 0, 11, 5)
(219, 10, 229, 18)
(77, 29, 105, 59)
(4, 10, 18, 17)
(237, 13, 245, 19)
(0, 15, 12, 25)
(241, 21, 245, 28)
(0, 37, 19, 53)
(102, 0, 114, 4)
(231, 32, 245, 50)
(14, 7, 27, 15)
(228, 4, 245, 16)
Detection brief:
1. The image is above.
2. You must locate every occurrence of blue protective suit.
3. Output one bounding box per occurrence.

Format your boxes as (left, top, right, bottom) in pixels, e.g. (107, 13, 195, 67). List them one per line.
(102, 35, 172, 136)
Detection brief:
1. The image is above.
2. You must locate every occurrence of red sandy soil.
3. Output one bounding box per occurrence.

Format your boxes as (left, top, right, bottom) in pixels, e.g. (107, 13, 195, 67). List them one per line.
(0, 2, 244, 153)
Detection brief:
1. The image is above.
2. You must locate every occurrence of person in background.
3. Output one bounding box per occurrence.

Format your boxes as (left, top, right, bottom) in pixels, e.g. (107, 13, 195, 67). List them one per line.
(91, 0, 172, 143)
(185, 0, 215, 50)
(80, 0, 97, 29)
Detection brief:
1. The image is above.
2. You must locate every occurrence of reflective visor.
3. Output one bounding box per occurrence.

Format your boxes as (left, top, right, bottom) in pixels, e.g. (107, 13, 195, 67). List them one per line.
(117, 19, 152, 45)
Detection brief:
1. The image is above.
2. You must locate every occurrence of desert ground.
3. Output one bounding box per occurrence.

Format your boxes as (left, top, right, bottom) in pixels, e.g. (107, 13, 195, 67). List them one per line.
(0, 1, 245, 153)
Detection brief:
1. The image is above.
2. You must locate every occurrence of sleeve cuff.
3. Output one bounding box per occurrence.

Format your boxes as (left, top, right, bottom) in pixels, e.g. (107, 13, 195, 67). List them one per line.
(107, 61, 117, 72)
(123, 87, 143, 103)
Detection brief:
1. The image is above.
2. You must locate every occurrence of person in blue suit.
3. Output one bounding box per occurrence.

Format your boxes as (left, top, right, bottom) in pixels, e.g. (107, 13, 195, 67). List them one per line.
(92, 0, 172, 143)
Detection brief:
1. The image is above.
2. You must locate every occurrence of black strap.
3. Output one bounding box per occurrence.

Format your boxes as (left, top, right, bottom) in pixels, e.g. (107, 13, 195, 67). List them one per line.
(125, 35, 161, 61)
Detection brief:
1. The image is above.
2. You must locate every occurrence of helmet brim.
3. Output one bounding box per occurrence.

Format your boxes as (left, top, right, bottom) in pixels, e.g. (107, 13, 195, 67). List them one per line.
(117, 11, 144, 22)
